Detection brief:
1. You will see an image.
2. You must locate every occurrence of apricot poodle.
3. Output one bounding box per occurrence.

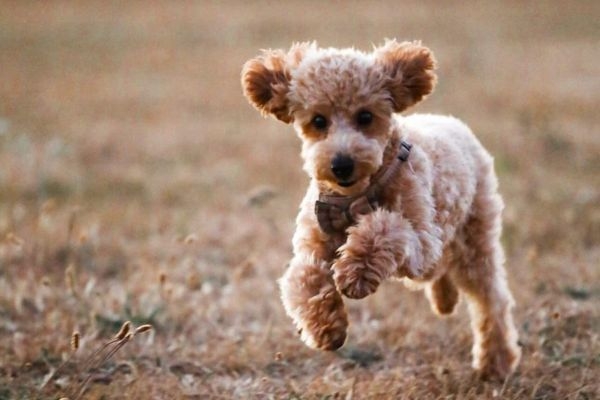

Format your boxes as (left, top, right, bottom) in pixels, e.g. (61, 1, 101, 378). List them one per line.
(241, 40, 521, 379)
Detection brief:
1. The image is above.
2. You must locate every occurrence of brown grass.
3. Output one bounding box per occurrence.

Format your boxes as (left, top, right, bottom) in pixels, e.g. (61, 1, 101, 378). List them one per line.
(0, 1, 598, 398)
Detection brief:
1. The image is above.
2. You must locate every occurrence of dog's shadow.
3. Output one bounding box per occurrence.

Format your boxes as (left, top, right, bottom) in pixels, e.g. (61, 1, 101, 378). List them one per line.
(335, 345, 384, 368)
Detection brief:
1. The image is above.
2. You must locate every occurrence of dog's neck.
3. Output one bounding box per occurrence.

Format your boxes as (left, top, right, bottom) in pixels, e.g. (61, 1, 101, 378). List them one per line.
(374, 133, 403, 188)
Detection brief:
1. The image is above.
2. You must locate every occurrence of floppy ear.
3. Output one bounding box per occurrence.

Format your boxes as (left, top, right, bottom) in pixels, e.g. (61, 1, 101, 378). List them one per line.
(374, 40, 437, 112)
(241, 42, 314, 123)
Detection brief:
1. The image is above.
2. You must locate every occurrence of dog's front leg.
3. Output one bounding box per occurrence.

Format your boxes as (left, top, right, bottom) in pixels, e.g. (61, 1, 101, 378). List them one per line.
(279, 255, 348, 350)
(333, 209, 428, 299)
(279, 195, 349, 351)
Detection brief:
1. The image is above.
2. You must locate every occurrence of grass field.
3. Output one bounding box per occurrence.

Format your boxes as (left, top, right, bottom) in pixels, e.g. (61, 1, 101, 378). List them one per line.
(0, 1, 599, 398)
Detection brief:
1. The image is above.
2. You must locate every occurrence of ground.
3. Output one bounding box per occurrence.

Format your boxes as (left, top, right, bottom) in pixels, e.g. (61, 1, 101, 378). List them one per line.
(0, 1, 598, 399)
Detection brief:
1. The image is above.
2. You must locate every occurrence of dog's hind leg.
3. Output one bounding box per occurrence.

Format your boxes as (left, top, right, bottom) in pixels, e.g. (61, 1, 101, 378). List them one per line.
(449, 169, 521, 380)
(425, 272, 459, 316)
(423, 245, 461, 316)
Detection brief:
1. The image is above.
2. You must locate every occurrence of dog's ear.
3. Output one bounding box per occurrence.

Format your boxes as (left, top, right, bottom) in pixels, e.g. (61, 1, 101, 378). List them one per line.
(374, 40, 437, 112)
(241, 42, 314, 123)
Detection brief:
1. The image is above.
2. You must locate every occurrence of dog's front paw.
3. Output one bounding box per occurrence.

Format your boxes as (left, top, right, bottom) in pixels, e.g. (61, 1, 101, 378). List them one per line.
(333, 210, 410, 297)
(279, 260, 348, 351)
(299, 287, 348, 351)
(301, 321, 347, 351)
(333, 255, 382, 299)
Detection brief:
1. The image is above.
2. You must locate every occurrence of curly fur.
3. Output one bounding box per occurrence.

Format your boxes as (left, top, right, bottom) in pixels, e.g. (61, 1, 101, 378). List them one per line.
(241, 39, 521, 380)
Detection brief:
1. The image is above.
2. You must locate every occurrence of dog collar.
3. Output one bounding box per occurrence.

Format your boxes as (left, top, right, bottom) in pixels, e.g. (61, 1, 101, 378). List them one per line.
(314, 140, 412, 234)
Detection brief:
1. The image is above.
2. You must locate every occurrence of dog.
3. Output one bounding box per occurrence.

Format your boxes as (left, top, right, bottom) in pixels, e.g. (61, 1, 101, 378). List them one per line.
(241, 40, 521, 379)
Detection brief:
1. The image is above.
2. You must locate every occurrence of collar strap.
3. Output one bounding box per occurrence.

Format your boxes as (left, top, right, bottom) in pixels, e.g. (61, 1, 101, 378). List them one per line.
(315, 140, 412, 234)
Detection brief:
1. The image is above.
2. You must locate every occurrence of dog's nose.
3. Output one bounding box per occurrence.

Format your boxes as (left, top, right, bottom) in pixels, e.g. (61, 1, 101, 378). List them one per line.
(331, 154, 354, 181)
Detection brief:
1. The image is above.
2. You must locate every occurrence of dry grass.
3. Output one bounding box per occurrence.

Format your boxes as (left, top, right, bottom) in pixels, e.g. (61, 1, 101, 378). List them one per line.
(0, 1, 599, 399)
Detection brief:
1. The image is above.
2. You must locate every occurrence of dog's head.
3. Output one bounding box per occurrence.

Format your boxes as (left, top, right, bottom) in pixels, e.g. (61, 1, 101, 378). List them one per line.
(242, 40, 436, 195)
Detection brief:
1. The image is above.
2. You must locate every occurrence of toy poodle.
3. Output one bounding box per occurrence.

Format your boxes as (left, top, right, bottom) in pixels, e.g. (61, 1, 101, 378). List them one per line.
(241, 40, 521, 379)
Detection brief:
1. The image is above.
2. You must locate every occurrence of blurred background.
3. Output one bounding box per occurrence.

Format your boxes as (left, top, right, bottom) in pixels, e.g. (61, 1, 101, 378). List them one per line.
(1, 1, 598, 398)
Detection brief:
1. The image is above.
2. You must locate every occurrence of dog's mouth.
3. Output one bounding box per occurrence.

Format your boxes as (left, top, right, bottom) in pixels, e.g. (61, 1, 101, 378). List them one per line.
(322, 176, 370, 196)
(337, 180, 357, 188)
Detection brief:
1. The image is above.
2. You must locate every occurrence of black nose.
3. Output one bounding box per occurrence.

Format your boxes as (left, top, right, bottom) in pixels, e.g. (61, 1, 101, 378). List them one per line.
(331, 154, 354, 180)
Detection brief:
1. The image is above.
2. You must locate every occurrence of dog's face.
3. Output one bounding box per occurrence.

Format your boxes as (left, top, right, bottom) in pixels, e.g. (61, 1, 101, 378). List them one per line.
(242, 40, 436, 195)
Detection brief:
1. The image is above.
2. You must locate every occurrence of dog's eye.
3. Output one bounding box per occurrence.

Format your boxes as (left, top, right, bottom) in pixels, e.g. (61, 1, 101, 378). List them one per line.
(356, 110, 373, 127)
(312, 115, 328, 130)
